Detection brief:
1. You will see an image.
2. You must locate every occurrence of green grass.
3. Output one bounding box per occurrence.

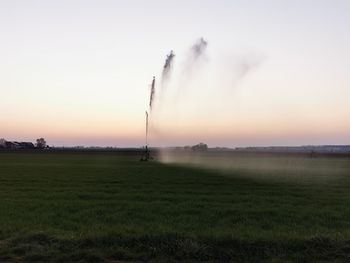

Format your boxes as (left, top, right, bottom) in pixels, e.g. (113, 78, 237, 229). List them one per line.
(0, 152, 350, 262)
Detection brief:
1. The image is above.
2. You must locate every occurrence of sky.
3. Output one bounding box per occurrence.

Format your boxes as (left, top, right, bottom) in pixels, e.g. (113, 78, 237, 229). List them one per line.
(0, 0, 349, 147)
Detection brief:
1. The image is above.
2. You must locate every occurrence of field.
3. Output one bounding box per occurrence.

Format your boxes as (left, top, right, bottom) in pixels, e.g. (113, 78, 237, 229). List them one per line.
(0, 151, 350, 262)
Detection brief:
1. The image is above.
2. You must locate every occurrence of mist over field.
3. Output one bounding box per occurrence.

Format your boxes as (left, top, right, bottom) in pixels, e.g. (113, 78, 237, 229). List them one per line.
(159, 150, 350, 183)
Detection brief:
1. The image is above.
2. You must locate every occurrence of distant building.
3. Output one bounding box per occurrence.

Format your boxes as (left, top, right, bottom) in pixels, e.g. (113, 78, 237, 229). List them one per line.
(5, 141, 20, 149)
(19, 142, 35, 149)
(0, 139, 36, 149)
(0, 138, 6, 148)
(191, 143, 208, 151)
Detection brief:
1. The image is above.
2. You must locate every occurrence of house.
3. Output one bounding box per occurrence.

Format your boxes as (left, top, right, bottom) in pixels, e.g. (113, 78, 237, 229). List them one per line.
(5, 141, 21, 149)
(0, 138, 6, 148)
(19, 142, 35, 149)
(1, 140, 35, 149)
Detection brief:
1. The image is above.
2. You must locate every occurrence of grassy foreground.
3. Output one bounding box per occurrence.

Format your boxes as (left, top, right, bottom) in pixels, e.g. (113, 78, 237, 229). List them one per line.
(0, 152, 350, 262)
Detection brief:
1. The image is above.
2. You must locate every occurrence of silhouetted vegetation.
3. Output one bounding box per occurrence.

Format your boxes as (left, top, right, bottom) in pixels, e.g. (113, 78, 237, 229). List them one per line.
(36, 138, 47, 149)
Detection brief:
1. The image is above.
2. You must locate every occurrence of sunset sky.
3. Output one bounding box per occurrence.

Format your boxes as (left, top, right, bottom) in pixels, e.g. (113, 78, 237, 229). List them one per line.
(1, 0, 350, 147)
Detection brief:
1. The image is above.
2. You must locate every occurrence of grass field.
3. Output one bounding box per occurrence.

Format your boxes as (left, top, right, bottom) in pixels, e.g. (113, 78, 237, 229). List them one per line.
(0, 151, 350, 262)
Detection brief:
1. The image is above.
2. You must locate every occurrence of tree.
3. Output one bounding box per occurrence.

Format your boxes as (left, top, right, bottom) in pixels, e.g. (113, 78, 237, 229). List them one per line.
(36, 138, 47, 149)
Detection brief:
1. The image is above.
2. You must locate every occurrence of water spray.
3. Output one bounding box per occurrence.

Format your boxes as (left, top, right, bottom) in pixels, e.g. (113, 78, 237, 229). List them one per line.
(149, 76, 156, 111)
(161, 50, 175, 88)
(191, 38, 207, 60)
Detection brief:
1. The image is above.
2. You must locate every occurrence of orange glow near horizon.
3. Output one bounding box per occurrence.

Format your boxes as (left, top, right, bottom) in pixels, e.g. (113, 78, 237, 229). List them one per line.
(1, 1, 350, 147)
